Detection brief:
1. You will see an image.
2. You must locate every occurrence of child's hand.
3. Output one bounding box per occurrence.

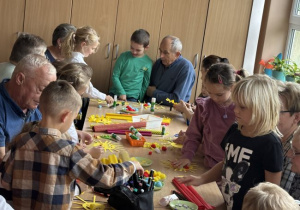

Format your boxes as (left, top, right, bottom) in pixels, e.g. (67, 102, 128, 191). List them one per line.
(132, 161, 144, 176)
(171, 158, 191, 169)
(173, 134, 186, 145)
(88, 146, 104, 159)
(105, 95, 114, 104)
(78, 131, 93, 145)
(173, 130, 186, 144)
(119, 95, 126, 101)
(173, 100, 188, 113)
(175, 175, 202, 186)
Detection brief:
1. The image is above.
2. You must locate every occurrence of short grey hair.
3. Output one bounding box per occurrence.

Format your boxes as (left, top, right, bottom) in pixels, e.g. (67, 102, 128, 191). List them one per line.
(163, 35, 182, 53)
(13, 54, 56, 77)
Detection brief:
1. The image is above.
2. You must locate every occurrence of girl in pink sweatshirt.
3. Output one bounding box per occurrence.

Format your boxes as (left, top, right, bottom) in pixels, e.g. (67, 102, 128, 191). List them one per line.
(172, 63, 247, 168)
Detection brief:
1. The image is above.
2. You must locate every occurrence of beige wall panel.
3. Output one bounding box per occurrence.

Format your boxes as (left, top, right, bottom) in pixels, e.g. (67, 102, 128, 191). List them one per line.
(71, 0, 118, 93)
(159, 0, 209, 102)
(197, 0, 253, 98)
(113, 0, 164, 63)
(23, 0, 72, 46)
(0, 0, 25, 62)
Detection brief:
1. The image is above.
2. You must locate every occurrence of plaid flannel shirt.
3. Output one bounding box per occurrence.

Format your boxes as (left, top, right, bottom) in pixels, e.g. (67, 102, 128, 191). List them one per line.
(280, 135, 295, 192)
(1, 127, 135, 210)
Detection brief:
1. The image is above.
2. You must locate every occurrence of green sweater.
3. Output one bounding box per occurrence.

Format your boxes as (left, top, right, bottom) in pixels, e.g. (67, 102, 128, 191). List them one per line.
(110, 51, 152, 101)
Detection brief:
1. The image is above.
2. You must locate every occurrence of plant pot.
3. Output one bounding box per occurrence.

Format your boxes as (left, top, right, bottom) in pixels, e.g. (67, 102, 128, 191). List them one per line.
(272, 70, 286, 82)
(264, 68, 272, 77)
(286, 75, 295, 82)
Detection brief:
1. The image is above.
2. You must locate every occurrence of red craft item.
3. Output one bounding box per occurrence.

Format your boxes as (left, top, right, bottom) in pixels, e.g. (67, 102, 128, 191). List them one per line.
(183, 165, 189, 169)
(172, 178, 214, 210)
(92, 121, 146, 132)
(148, 151, 152, 155)
(187, 185, 214, 210)
(162, 146, 167, 151)
(144, 171, 149, 177)
(151, 144, 156, 148)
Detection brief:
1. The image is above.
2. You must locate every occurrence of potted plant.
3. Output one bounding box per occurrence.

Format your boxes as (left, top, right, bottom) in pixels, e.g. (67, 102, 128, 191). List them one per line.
(285, 61, 300, 82)
(270, 56, 288, 82)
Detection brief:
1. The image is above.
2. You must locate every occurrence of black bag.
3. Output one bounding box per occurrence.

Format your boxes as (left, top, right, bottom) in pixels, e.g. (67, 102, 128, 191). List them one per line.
(94, 185, 154, 210)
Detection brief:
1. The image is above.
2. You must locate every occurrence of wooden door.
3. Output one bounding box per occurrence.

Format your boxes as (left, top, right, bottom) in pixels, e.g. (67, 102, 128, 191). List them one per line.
(158, 0, 209, 102)
(112, 0, 164, 63)
(23, 0, 72, 46)
(0, 0, 25, 62)
(71, 0, 118, 93)
(196, 0, 253, 97)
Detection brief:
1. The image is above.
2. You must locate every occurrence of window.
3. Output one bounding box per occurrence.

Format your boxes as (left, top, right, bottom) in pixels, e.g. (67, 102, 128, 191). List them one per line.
(286, 0, 300, 66)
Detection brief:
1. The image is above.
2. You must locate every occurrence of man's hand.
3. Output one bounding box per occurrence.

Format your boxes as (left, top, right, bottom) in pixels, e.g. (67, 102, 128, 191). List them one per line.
(147, 86, 156, 97)
(119, 95, 127, 101)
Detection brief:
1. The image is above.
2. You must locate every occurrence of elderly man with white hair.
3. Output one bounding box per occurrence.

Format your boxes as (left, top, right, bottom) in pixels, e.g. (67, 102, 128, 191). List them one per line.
(146, 35, 195, 105)
(0, 54, 56, 161)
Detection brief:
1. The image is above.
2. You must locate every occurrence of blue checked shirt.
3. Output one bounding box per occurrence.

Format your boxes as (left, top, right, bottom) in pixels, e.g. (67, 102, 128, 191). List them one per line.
(1, 127, 135, 210)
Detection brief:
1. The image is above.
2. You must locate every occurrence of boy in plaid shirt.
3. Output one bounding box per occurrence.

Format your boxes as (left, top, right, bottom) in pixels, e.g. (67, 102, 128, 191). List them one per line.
(1, 80, 143, 209)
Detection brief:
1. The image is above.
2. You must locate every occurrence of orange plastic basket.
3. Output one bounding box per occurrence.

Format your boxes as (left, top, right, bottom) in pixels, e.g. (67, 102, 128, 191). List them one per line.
(125, 131, 146, 147)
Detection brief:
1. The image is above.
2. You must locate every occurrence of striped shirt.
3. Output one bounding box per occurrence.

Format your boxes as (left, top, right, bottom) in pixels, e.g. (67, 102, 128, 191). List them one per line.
(1, 127, 135, 210)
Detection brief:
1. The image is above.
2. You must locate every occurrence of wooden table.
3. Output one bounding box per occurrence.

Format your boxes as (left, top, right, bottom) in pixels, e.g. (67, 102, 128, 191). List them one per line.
(71, 101, 225, 210)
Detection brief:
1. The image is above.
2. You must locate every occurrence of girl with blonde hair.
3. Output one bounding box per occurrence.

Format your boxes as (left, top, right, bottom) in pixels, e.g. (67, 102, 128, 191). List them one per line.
(61, 26, 113, 103)
(176, 75, 283, 210)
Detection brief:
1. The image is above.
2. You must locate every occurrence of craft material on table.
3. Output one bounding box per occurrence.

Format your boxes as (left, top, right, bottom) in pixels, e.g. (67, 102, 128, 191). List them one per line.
(137, 128, 168, 135)
(160, 160, 198, 173)
(105, 113, 134, 121)
(73, 195, 105, 210)
(132, 114, 163, 129)
(92, 136, 124, 153)
(106, 129, 152, 136)
(92, 121, 146, 132)
(88, 115, 112, 124)
(166, 98, 178, 105)
(143, 169, 166, 191)
(172, 178, 214, 210)
(126, 131, 146, 147)
(122, 105, 139, 113)
(131, 156, 153, 167)
(100, 150, 131, 164)
(169, 200, 198, 210)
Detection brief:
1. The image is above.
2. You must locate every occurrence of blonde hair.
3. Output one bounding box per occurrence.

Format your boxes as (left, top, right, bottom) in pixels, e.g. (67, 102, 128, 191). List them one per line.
(61, 26, 100, 58)
(57, 63, 92, 92)
(39, 80, 82, 116)
(242, 182, 299, 210)
(232, 74, 280, 136)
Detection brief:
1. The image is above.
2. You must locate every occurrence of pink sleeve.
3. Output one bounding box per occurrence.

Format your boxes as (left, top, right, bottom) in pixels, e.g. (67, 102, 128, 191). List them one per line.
(181, 98, 209, 161)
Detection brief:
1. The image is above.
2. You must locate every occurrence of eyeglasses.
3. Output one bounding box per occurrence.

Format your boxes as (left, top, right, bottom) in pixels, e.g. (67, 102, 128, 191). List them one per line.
(280, 110, 294, 113)
(290, 148, 300, 157)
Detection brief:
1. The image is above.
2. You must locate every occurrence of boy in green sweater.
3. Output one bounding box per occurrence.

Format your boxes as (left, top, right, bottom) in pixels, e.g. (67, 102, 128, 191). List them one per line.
(109, 29, 152, 102)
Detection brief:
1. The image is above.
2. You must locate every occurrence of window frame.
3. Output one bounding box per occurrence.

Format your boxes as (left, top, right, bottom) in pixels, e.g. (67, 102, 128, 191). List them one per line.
(285, 0, 300, 61)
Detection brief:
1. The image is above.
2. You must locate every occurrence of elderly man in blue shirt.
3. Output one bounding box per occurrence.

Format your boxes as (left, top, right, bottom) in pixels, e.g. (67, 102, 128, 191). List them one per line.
(0, 54, 56, 161)
(146, 35, 195, 105)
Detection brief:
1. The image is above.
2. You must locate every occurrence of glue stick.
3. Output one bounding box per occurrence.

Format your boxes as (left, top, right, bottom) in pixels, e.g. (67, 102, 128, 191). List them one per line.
(150, 97, 156, 112)
(111, 133, 121, 141)
(129, 126, 142, 139)
(113, 95, 117, 107)
(161, 125, 166, 135)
